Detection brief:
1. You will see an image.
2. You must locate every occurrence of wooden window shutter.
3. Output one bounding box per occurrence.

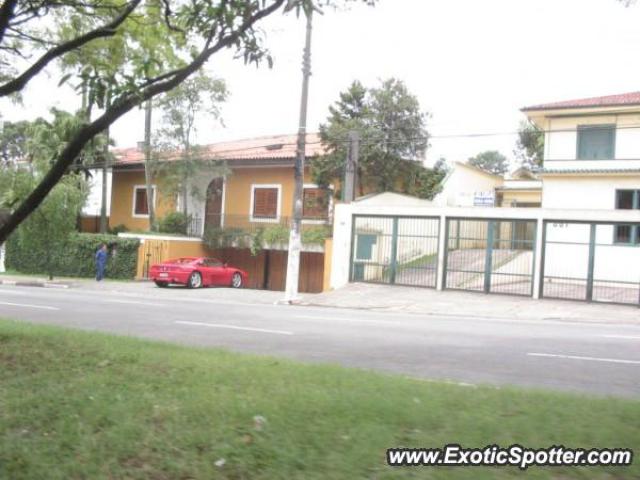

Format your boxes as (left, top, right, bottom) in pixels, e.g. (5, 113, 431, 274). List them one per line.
(253, 188, 278, 218)
(135, 188, 149, 215)
(303, 188, 328, 219)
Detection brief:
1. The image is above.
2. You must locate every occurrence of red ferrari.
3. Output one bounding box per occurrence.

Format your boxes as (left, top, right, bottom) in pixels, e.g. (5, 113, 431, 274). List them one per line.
(149, 257, 247, 289)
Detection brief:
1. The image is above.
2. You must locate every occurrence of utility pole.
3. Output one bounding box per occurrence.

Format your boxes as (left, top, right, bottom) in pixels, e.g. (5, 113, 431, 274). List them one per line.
(342, 131, 359, 202)
(143, 99, 156, 230)
(283, 8, 313, 303)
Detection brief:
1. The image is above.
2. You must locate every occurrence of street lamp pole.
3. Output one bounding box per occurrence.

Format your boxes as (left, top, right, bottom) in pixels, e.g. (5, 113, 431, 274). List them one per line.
(284, 8, 313, 303)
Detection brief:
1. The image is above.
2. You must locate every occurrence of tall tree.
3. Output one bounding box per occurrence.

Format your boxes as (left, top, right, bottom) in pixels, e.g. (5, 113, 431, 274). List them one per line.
(0, 0, 376, 244)
(0, 111, 91, 279)
(468, 150, 509, 175)
(515, 120, 544, 169)
(153, 72, 229, 219)
(313, 78, 443, 199)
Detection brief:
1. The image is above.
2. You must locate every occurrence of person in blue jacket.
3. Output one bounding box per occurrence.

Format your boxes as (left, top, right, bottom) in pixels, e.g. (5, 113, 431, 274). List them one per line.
(95, 243, 108, 281)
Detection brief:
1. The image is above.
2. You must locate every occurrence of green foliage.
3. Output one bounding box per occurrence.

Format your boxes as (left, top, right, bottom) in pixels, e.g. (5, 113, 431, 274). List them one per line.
(468, 150, 509, 175)
(151, 71, 230, 216)
(262, 224, 290, 245)
(313, 78, 442, 200)
(108, 224, 129, 235)
(515, 120, 544, 169)
(203, 227, 249, 250)
(157, 212, 191, 235)
(301, 226, 331, 245)
(6, 233, 139, 279)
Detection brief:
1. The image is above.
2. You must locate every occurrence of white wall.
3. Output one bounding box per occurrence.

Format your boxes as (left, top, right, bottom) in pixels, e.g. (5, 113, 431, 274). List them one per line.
(542, 175, 640, 210)
(544, 114, 640, 171)
(330, 202, 640, 294)
(432, 164, 502, 207)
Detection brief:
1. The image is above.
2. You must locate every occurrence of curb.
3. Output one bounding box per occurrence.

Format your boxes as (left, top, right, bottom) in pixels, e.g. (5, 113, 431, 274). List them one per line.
(0, 279, 71, 289)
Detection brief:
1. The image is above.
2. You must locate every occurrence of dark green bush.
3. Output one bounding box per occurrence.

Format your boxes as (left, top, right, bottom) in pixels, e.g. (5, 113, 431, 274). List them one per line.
(157, 212, 191, 235)
(6, 233, 140, 279)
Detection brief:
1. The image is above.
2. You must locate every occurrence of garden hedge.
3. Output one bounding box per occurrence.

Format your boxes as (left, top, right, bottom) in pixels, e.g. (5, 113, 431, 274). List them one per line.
(6, 233, 140, 279)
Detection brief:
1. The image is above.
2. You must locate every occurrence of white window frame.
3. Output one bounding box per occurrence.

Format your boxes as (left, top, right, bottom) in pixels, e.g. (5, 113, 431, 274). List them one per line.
(249, 183, 282, 223)
(132, 184, 157, 218)
(302, 183, 334, 225)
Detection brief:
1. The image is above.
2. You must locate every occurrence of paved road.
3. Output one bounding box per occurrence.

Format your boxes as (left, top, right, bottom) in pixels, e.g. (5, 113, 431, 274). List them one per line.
(1, 284, 639, 398)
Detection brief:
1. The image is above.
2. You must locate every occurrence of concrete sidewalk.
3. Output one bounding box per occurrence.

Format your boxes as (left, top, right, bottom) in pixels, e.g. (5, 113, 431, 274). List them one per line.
(2, 273, 638, 324)
(303, 283, 640, 324)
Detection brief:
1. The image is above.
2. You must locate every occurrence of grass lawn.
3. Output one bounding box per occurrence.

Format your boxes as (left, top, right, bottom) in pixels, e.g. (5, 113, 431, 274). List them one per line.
(0, 319, 638, 479)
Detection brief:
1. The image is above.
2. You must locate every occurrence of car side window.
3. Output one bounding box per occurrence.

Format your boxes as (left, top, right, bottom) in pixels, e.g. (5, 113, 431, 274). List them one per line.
(203, 258, 222, 267)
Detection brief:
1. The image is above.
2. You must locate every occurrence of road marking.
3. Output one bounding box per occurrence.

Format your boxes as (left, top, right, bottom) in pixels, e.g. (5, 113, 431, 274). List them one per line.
(294, 314, 399, 326)
(527, 352, 640, 365)
(601, 335, 640, 340)
(104, 299, 166, 307)
(175, 321, 293, 336)
(0, 301, 59, 311)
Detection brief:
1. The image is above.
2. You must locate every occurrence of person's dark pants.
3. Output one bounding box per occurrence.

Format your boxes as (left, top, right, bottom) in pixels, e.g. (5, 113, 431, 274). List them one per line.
(96, 263, 106, 281)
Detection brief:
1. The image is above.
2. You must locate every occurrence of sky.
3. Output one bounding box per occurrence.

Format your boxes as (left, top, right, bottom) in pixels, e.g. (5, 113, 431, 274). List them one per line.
(2, 0, 640, 168)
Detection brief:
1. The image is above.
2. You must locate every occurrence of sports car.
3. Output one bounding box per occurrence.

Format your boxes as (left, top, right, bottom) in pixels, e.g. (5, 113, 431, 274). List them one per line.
(149, 257, 247, 289)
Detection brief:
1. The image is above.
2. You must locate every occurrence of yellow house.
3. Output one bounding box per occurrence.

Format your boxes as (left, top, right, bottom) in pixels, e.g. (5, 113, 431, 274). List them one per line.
(109, 133, 332, 292)
(110, 133, 330, 234)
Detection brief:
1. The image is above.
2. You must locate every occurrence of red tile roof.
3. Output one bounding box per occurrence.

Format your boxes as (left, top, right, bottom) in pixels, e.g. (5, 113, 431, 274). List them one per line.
(522, 91, 640, 111)
(113, 133, 325, 166)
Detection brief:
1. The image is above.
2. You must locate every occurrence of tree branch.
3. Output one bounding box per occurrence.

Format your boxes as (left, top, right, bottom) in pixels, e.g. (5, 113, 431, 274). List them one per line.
(0, 0, 286, 243)
(0, 0, 18, 43)
(0, 0, 141, 97)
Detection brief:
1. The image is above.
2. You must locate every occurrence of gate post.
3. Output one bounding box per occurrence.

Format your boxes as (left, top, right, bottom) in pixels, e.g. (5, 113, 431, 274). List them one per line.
(533, 217, 544, 299)
(389, 217, 399, 284)
(586, 223, 596, 302)
(483, 221, 495, 293)
(436, 214, 447, 290)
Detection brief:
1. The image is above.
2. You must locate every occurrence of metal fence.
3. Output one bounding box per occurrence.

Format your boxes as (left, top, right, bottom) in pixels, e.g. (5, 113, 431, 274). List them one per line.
(541, 221, 640, 305)
(350, 215, 440, 288)
(443, 219, 536, 296)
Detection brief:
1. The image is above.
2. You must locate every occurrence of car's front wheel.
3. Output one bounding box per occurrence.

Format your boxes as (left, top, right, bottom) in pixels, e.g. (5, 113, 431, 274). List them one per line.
(188, 272, 202, 289)
(231, 272, 243, 288)
(154, 281, 168, 288)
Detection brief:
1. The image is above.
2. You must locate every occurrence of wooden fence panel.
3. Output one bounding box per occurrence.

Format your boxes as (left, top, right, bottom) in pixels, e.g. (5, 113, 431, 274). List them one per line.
(212, 248, 324, 293)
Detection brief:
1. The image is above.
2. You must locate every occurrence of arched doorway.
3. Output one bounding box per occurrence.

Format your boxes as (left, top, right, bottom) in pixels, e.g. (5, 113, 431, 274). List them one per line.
(205, 177, 224, 230)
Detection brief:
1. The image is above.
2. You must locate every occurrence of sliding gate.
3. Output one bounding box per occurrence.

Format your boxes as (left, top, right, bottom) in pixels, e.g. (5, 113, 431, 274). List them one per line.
(350, 215, 440, 288)
(443, 218, 536, 296)
(541, 221, 640, 305)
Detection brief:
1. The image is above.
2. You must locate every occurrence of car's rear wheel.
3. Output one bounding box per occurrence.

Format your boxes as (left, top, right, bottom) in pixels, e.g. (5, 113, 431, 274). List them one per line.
(154, 281, 168, 288)
(188, 272, 202, 289)
(231, 272, 243, 288)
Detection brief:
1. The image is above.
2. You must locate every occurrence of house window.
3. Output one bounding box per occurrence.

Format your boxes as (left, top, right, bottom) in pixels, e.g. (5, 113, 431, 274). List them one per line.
(303, 187, 330, 220)
(577, 124, 615, 160)
(133, 186, 155, 217)
(251, 186, 279, 220)
(614, 190, 640, 244)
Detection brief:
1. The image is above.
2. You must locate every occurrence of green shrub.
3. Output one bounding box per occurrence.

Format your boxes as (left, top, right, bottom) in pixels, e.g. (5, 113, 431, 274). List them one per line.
(262, 224, 289, 245)
(108, 224, 129, 235)
(302, 225, 331, 245)
(203, 227, 249, 249)
(6, 233, 140, 279)
(157, 212, 191, 235)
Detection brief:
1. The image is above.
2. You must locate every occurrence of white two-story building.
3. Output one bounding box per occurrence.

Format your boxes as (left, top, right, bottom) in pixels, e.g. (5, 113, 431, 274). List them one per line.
(523, 91, 640, 215)
(522, 92, 640, 302)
